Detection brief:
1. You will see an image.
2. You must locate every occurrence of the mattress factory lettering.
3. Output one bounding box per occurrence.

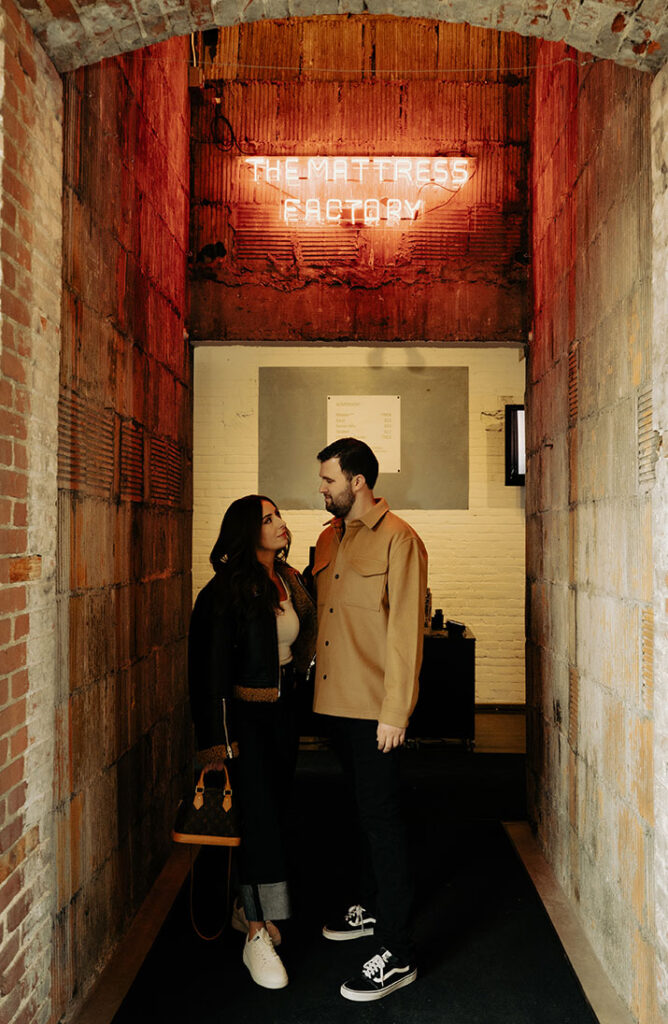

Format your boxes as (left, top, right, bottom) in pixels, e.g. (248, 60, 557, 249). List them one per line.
(244, 156, 472, 226)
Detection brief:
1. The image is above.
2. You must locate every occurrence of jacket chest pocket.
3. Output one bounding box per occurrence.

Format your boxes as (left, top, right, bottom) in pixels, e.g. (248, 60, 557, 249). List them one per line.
(342, 557, 387, 612)
(313, 556, 331, 612)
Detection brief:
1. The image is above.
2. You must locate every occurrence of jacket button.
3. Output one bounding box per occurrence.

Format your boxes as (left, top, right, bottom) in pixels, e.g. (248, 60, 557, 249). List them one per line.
(329, 608, 333, 613)
(323, 674, 327, 680)
(325, 640, 329, 646)
(334, 574, 340, 579)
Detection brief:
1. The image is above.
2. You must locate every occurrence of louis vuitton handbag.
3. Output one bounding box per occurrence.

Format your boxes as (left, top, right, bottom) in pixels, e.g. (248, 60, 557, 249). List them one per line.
(172, 764, 241, 847)
(172, 764, 241, 940)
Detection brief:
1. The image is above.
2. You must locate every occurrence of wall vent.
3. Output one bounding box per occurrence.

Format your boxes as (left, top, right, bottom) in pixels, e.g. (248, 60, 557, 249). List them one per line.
(149, 437, 182, 505)
(637, 385, 658, 492)
(641, 606, 654, 714)
(568, 666, 578, 750)
(568, 345, 578, 421)
(58, 389, 115, 495)
(120, 421, 144, 502)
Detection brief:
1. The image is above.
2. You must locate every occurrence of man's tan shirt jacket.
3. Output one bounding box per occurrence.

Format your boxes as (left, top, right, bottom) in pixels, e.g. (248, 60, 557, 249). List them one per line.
(312, 498, 428, 729)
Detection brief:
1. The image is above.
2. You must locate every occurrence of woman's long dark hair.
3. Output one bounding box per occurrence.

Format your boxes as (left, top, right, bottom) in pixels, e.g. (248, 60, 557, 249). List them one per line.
(209, 494, 290, 615)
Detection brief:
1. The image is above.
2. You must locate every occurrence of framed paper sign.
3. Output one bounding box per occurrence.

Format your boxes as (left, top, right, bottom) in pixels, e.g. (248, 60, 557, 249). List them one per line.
(326, 395, 401, 473)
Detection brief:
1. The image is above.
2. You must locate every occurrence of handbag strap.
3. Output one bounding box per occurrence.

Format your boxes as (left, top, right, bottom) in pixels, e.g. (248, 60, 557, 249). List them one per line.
(188, 845, 234, 942)
(193, 765, 233, 813)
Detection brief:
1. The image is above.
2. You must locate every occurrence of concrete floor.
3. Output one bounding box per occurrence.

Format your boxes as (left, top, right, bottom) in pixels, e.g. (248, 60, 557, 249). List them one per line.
(70, 714, 630, 1024)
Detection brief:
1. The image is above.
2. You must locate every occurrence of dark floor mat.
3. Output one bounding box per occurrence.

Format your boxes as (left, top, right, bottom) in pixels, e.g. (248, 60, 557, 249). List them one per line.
(113, 747, 597, 1024)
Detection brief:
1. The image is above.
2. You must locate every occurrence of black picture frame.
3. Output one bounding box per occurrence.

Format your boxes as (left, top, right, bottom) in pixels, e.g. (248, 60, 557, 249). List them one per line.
(505, 404, 525, 486)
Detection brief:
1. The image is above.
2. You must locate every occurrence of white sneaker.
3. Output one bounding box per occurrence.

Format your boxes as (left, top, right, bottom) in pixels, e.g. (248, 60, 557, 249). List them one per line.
(242, 927, 289, 989)
(231, 901, 282, 946)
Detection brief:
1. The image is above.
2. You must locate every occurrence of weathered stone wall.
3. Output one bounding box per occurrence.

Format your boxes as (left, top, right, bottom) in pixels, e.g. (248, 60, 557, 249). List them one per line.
(12, 0, 668, 74)
(650, 59, 668, 1023)
(527, 41, 657, 1022)
(0, 1, 63, 1020)
(54, 39, 192, 1020)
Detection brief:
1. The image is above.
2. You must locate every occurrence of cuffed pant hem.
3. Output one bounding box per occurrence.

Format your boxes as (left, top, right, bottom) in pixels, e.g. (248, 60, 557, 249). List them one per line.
(240, 881, 291, 922)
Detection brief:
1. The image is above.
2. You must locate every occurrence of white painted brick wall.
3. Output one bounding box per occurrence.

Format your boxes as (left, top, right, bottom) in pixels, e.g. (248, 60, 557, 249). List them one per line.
(651, 60, 668, 1022)
(193, 345, 526, 703)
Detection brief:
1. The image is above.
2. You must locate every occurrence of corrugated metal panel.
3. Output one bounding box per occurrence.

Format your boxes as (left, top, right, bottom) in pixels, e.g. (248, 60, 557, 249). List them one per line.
(190, 19, 530, 279)
(238, 20, 302, 81)
(373, 18, 440, 79)
(196, 18, 533, 86)
(197, 26, 239, 80)
(499, 30, 531, 77)
(437, 25, 532, 83)
(301, 18, 367, 81)
(400, 81, 467, 146)
(225, 205, 522, 266)
(469, 83, 504, 142)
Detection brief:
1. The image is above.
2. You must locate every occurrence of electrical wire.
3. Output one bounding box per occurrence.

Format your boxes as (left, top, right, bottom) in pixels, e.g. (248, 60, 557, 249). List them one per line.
(139, 43, 596, 77)
(193, 55, 592, 75)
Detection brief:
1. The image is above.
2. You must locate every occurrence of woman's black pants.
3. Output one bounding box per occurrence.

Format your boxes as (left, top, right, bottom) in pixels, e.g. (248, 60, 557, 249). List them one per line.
(234, 688, 299, 923)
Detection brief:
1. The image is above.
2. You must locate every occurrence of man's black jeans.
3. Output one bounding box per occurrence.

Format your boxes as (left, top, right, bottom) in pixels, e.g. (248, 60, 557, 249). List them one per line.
(327, 716, 415, 962)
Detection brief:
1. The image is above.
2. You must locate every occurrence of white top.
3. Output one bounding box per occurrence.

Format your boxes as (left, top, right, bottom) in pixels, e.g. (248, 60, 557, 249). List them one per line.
(276, 576, 299, 666)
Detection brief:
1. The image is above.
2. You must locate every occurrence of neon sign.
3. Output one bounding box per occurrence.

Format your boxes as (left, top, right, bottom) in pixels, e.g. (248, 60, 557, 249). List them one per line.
(243, 156, 474, 227)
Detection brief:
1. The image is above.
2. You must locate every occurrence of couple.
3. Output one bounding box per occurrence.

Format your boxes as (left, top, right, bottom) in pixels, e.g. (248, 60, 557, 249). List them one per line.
(187, 437, 428, 1002)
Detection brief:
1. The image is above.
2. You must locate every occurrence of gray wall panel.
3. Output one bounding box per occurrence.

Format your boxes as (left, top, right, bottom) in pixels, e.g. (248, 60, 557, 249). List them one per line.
(259, 367, 468, 509)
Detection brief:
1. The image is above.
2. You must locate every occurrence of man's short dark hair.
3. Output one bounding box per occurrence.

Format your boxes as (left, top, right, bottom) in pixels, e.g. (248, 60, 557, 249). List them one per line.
(317, 437, 379, 489)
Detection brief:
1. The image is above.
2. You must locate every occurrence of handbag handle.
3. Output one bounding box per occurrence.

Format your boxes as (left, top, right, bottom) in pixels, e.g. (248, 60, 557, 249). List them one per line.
(193, 765, 233, 813)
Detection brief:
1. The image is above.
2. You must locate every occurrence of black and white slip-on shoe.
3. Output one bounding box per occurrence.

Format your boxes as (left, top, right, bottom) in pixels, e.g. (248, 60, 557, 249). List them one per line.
(322, 904, 376, 941)
(340, 947, 417, 1002)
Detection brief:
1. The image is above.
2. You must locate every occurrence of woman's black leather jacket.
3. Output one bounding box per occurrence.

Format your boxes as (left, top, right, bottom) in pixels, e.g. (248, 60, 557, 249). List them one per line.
(187, 563, 316, 763)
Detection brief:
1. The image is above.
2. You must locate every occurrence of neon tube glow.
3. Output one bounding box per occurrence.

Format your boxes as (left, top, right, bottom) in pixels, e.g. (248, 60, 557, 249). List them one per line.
(243, 156, 474, 226)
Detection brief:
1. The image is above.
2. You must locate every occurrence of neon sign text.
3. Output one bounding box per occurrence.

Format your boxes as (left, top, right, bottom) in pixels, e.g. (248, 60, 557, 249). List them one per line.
(246, 156, 471, 188)
(283, 197, 422, 225)
(243, 156, 474, 227)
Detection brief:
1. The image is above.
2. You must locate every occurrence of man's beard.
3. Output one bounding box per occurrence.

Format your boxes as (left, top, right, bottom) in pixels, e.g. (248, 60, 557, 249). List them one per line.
(325, 484, 354, 518)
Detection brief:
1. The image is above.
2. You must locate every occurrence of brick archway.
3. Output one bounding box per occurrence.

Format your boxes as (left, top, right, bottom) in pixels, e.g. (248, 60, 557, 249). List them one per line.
(15, 0, 668, 72)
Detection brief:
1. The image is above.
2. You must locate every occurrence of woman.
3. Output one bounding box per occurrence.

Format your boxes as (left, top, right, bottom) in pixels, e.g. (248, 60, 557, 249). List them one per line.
(187, 495, 316, 989)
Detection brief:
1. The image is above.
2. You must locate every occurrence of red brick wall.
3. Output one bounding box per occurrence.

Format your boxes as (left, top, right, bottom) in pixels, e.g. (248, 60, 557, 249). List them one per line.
(0, 0, 63, 1021)
(53, 38, 192, 1018)
(527, 41, 656, 1022)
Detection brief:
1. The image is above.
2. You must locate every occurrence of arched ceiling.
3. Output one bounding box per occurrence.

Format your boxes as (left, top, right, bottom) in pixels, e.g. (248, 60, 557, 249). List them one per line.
(16, 0, 667, 73)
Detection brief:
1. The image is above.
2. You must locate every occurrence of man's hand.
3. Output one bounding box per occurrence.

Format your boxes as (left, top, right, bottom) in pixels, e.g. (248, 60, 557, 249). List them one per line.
(376, 722, 406, 753)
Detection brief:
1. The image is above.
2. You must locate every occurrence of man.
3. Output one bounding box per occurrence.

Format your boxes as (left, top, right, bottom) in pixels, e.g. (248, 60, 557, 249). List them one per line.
(312, 437, 428, 1002)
